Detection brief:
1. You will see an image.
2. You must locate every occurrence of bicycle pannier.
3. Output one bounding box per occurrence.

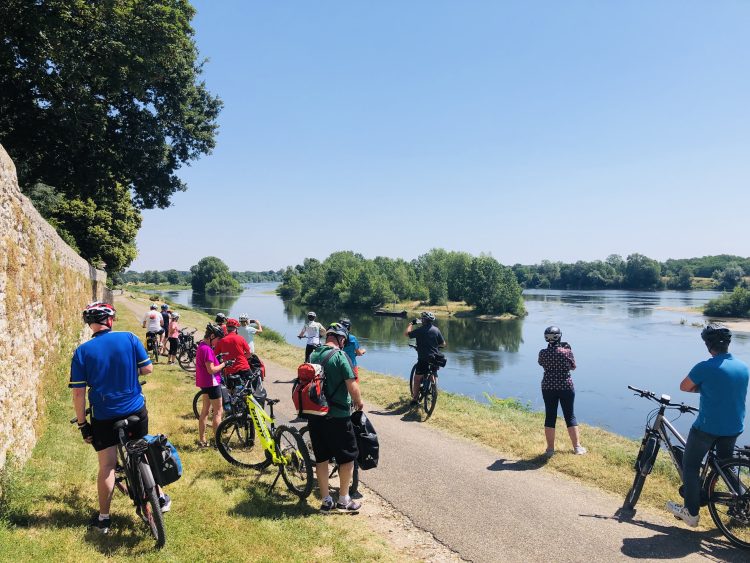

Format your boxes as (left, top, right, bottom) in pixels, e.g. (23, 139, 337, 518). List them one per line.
(351, 410, 379, 470)
(430, 352, 447, 368)
(145, 434, 183, 486)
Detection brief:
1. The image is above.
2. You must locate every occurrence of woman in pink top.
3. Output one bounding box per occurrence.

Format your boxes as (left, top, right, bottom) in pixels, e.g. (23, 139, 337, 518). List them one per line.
(167, 312, 181, 365)
(195, 324, 230, 447)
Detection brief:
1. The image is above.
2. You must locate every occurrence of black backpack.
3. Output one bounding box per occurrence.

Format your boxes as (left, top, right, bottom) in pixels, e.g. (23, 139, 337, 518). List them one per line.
(351, 410, 379, 470)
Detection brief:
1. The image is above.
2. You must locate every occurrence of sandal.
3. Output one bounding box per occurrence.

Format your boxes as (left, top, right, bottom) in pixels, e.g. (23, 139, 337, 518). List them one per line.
(197, 440, 209, 448)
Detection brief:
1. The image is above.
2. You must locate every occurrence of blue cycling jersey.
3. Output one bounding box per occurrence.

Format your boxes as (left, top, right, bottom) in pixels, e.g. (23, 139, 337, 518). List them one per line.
(69, 329, 151, 420)
(343, 334, 361, 366)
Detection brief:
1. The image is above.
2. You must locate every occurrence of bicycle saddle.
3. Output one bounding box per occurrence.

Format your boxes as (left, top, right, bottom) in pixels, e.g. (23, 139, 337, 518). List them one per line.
(112, 415, 141, 430)
(265, 398, 280, 405)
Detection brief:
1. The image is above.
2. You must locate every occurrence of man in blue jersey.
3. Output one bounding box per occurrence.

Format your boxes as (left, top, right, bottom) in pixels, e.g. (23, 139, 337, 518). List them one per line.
(340, 318, 366, 380)
(667, 323, 749, 527)
(70, 302, 167, 534)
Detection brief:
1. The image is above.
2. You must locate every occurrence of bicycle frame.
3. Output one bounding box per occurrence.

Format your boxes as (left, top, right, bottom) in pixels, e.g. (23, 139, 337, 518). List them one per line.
(243, 394, 287, 466)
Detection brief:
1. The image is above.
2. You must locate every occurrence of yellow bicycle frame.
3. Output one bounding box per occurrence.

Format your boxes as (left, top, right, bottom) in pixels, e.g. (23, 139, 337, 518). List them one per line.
(243, 394, 291, 466)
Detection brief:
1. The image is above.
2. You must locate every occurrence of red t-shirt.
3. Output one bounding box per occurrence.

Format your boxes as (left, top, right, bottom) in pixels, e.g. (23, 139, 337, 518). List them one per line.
(214, 332, 250, 374)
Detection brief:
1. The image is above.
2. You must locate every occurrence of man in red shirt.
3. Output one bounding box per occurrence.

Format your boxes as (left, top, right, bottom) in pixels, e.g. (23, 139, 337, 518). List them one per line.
(213, 318, 251, 383)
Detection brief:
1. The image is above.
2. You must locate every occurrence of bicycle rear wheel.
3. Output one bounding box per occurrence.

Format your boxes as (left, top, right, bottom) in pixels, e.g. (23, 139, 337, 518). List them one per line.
(409, 363, 417, 397)
(138, 464, 166, 548)
(299, 426, 316, 464)
(192, 389, 207, 419)
(423, 377, 438, 418)
(707, 458, 750, 549)
(623, 436, 659, 511)
(275, 425, 313, 499)
(178, 347, 196, 372)
(216, 414, 269, 469)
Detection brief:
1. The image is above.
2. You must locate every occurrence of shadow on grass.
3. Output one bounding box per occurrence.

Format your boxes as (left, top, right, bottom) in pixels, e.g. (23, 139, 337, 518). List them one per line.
(486, 455, 549, 471)
(230, 485, 317, 520)
(584, 511, 745, 561)
(369, 400, 415, 418)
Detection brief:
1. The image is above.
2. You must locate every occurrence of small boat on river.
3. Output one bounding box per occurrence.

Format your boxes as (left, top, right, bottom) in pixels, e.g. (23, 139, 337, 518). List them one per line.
(373, 309, 408, 318)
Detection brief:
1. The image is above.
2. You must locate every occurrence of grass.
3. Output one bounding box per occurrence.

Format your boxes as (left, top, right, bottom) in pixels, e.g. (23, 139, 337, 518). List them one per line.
(257, 331, 698, 525)
(0, 296, 403, 562)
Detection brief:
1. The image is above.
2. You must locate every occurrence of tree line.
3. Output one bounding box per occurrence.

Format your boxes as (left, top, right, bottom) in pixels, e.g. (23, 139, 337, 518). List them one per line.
(511, 254, 749, 291)
(278, 250, 526, 316)
(122, 266, 282, 289)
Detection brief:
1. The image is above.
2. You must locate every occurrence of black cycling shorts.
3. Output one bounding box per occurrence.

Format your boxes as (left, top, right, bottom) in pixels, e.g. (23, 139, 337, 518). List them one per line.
(308, 416, 359, 465)
(201, 385, 222, 400)
(414, 359, 431, 375)
(168, 337, 179, 355)
(91, 406, 149, 452)
(146, 330, 164, 337)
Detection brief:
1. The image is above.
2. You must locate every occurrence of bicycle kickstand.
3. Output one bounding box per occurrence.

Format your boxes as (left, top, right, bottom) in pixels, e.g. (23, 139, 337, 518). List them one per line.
(268, 467, 283, 494)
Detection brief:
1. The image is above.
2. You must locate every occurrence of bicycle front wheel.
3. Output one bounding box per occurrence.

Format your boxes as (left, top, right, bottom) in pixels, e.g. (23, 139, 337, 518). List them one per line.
(192, 389, 206, 419)
(707, 458, 750, 549)
(423, 377, 438, 418)
(216, 415, 269, 469)
(275, 425, 313, 499)
(178, 347, 196, 372)
(623, 436, 659, 511)
(299, 426, 316, 464)
(409, 364, 418, 400)
(139, 465, 166, 549)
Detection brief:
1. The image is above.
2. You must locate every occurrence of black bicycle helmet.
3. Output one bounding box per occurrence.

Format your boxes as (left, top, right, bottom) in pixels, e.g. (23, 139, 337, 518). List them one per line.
(205, 323, 224, 339)
(701, 323, 731, 347)
(307, 311, 317, 321)
(326, 322, 349, 339)
(544, 326, 562, 343)
(161, 303, 168, 310)
(83, 302, 116, 324)
(215, 312, 227, 323)
(421, 311, 436, 323)
(340, 318, 352, 330)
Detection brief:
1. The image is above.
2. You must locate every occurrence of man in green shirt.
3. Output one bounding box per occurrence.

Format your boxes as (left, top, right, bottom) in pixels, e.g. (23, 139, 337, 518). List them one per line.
(309, 323, 364, 514)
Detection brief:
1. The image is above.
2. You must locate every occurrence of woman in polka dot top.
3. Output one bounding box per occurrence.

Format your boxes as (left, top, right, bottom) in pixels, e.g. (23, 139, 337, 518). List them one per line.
(538, 326, 586, 457)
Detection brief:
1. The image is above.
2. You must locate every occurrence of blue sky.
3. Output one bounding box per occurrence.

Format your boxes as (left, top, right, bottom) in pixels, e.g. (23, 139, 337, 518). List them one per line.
(131, 1, 750, 272)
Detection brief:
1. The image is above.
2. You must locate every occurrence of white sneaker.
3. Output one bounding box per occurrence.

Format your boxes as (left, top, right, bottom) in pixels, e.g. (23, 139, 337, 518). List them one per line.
(666, 501, 699, 527)
(574, 446, 587, 455)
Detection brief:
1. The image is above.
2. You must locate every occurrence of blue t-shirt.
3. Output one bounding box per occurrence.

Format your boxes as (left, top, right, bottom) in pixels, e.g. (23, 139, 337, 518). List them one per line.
(688, 353, 749, 436)
(343, 334, 361, 366)
(69, 330, 151, 420)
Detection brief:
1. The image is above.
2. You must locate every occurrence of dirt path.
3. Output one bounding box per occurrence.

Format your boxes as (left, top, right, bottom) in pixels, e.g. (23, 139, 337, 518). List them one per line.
(118, 295, 744, 562)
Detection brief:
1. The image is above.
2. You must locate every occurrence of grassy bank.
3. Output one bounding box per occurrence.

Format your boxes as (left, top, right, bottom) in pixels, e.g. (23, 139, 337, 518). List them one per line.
(0, 298, 401, 562)
(124, 283, 191, 291)
(258, 336, 692, 523)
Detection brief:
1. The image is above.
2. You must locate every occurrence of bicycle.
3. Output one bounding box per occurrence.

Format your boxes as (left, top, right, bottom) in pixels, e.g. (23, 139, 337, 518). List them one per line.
(215, 388, 313, 499)
(408, 345, 444, 418)
(622, 385, 750, 549)
(192, 360, 261, 419)
(299, 425, 360, 497)
(71, 407, 166, 548)
(145, 331, 160, 363)
(177, 328, 197, 372)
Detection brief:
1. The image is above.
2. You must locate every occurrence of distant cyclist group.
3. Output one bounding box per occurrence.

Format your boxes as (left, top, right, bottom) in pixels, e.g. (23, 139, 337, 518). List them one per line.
(70, 298, 749, 549)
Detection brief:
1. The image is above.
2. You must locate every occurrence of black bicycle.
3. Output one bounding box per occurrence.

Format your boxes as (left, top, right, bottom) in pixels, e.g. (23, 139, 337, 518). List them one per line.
(177, 328, 197, 372)
(145, 332, 160, 363)
(71, 408, 166, 548)
(623, 385, 750, 549)
(408, 345, 445, 418)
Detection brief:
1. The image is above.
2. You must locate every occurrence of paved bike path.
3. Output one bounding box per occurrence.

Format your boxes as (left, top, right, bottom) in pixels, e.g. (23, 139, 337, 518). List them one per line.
(261, 361, 744, 563)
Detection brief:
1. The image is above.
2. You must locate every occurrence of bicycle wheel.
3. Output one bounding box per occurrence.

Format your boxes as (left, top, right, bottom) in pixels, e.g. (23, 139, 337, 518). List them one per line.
(707, 458, 750, 549)
(151, 337, 160, 363)
(409, 363, 418, 400)
(193, 389, 206, 419)
(350, 460, 360, 496)
(623, 436, 659, 511)
(423, 377, 438, 418)
(275, 425, 313, 499)
(215, 414, 269, 469)
(178, 347, 196, 372)
(299, 426, 316, 464)
(138, 464, 166, 549)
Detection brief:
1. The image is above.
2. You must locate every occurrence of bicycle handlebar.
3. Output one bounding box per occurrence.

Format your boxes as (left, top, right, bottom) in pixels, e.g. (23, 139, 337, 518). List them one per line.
(627, 385, 698, 414)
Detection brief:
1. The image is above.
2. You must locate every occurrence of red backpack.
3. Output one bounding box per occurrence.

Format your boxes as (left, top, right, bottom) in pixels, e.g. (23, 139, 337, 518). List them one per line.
(292, 349, 349, 418)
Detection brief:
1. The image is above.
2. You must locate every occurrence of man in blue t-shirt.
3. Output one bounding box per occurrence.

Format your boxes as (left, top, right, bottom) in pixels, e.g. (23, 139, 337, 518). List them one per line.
(667, 323, 749, 528)
(340, 318, 366, 380)
(70, 302, 165, 534)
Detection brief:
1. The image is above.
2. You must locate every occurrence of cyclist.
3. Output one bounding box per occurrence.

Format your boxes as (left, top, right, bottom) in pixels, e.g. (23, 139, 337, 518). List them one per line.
(142, 303, 163, 361)
(215, 312, 228, 336)
(167, 312, 181, 365)
(298, 311, 325, 362)
(538, 326, 586, 456)
(340, 318, 366, 380)
(195, 323, 232, 447)
(159, 304, 171, 355)
(70, 302, 169, 534)
(309, 323, 364, 513)
(214, 318, 252, 386)
(667, 323, 749, 527)
(405, 312, 445, 406)
(238, 314, 263, 354)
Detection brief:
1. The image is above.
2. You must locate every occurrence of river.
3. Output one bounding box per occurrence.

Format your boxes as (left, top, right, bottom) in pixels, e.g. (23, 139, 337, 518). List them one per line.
(154, 283, 750, 442)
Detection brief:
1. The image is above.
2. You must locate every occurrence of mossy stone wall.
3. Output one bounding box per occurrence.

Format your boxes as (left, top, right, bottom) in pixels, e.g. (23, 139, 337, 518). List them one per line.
(0, 144, 107, 469)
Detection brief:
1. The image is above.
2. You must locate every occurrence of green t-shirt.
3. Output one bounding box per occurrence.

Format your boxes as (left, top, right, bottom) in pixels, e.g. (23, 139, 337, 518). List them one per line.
(309, 345, 355, 418)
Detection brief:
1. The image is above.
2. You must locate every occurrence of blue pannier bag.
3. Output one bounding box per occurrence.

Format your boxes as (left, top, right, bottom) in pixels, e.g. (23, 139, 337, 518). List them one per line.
(145, 434, 183, 486)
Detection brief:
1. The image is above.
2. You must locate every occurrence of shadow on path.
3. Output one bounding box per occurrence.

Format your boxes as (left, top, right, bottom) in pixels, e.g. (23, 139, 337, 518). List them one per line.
(486, 456, 550, 471)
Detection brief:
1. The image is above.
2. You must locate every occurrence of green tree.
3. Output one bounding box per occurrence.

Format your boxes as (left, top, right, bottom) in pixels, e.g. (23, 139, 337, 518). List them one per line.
(0, 0, 221, 273)
(716, 262, 745, 291)
(165, 269, 181, 285)
(624, 253, 662, 289)
(465, 255, 525, 315)
(191, 257, 240, 294)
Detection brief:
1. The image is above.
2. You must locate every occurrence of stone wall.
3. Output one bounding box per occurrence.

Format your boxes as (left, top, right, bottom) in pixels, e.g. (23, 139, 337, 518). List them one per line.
(0, 144, 106, 469)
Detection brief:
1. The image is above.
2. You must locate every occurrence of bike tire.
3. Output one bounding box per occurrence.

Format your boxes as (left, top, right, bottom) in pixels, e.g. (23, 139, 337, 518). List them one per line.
(299, 426, 316, 464)
(178, 346, 196, 372)
(409, 363, 417, 396)
(623, 436, 659, 511)
(707, 457, 750, 549)
(351, 460, 360, 496)
(152, 337, 160, 363)
(215, 414, 268, 469)
(192, 389, 207, 419)
(423, 377, 438, 418)
(139, 464, 166, 549)
(275, 425, 314, 499)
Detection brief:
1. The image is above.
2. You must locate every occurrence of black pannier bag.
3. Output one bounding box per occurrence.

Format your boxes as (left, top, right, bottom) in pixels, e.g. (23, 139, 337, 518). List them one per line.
(431, 351, 447, 367)
(351, 410, 380, 470)
(145, 434, 183, 486)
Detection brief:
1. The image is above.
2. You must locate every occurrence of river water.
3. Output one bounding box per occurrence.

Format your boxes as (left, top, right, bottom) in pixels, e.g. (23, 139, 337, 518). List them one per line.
(155, 283, 750, 442)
